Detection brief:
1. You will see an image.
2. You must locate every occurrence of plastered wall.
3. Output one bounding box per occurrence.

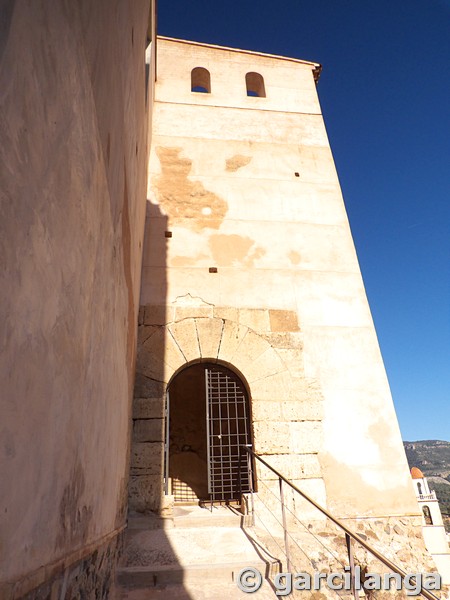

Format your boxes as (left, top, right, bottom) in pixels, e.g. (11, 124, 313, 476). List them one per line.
(138, 37, 419, 520)
(0, 1, 152, 595)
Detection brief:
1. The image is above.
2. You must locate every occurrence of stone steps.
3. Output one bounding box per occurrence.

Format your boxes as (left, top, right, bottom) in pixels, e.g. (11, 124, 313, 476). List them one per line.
(126, 505, 245, 530)
(114, 506, 356, 599)
(114, 506, 278, 599)
(117, 560, 268, 587)
(114, 580, 277, 599)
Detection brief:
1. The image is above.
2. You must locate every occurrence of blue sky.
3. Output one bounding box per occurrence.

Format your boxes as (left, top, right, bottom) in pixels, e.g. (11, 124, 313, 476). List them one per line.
(158, 0, 450, 442)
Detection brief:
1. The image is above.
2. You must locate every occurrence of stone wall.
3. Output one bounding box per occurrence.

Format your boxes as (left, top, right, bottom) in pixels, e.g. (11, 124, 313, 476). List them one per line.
(0, 1, 154, 596)
(13, 533, 122, 600)
(250, 513, 449, 599)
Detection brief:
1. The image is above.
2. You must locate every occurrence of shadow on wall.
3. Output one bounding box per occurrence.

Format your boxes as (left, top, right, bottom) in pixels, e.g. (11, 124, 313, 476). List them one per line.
(129, 199, 169, 515)
(118, 201, 193, 599)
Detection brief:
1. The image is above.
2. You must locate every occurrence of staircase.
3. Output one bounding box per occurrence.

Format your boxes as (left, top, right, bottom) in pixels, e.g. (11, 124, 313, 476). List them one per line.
(114, 445, 445, 600)
(114, 505, 278, 599)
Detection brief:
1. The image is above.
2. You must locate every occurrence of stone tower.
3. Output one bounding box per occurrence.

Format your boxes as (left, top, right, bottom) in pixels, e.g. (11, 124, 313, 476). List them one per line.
(131, 35, 421, 535)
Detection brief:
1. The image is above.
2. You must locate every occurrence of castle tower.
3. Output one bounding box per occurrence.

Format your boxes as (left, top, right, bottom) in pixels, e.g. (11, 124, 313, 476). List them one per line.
(131, 36, 421, 537)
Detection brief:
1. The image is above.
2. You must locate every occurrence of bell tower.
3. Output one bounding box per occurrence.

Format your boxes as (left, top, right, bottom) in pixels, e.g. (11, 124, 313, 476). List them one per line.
(130, 36, 419, 528)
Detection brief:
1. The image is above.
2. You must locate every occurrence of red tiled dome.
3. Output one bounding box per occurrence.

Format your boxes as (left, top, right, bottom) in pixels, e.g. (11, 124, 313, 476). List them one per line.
(410, 467, 424, 479)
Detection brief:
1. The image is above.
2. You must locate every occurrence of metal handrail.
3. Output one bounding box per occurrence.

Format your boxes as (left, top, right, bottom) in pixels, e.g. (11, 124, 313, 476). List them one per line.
(240, 445, 442, 600)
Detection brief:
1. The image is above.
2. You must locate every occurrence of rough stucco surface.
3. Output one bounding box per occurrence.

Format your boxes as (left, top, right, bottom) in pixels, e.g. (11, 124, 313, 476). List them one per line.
(139, 38, 419, 520)
(0, 0, 150, 594)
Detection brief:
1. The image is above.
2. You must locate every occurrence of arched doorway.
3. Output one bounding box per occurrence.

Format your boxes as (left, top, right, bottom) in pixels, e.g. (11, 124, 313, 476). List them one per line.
(166, 362, 254, 503)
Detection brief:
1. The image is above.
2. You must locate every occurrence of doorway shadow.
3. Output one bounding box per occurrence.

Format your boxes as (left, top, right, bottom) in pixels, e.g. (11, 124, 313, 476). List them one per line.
(118, 199, 196, 599)
(167, 361, 254, 505)
(168, 363, 209, 502)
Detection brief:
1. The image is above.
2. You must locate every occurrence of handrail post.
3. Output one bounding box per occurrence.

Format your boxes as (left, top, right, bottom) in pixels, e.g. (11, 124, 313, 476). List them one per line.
(346, 533, 358, 600)
(247, 445, 255, 525)
(279, 476, 291, 573)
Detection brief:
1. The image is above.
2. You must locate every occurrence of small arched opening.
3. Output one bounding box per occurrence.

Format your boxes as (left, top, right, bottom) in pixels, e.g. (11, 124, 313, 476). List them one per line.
(191, 67, 211, 93)
(422, 505, 433, 525)
(245, 72, 266, 97)
(166, 361, 254, 504)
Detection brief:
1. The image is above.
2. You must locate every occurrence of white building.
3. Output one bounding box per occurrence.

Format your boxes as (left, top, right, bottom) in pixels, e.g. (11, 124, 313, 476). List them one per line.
(411, 467, 450, 584)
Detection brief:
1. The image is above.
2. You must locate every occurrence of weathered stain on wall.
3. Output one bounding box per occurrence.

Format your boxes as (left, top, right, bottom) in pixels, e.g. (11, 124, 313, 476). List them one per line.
(319, 451, 420, 517)
(269, 309, 300, 332)
(288, 250, 301, 265)
(154, 147, 228, 230)
(225, 154, 252, 172)
(208, 233, 266, 267)
(56, 462, 93, 550)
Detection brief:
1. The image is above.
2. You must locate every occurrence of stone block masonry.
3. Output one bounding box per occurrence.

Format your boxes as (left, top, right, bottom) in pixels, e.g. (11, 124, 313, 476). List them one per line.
(1, 533, 123, 600)
(130, 303, 326, 513)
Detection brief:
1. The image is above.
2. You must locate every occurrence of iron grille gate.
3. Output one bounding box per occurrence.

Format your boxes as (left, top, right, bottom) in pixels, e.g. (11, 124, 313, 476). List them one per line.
(205, 365, 252, 501)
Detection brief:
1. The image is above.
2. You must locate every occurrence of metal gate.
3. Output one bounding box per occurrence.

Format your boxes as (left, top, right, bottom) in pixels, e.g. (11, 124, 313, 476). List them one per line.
(205, 365, 252, 501)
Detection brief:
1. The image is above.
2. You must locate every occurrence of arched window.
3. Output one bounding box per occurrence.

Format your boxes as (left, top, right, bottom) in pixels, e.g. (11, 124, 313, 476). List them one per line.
(417, 482, 423, 495)
(191, 67, 211, 93)
(245, 72, 266, 98)
(422, 506, 433, 525)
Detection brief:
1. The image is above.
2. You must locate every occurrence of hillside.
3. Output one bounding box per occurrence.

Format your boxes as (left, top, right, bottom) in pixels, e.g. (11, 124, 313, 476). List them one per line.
(404, 440, 450, 529)
(404, 440, 450, 477)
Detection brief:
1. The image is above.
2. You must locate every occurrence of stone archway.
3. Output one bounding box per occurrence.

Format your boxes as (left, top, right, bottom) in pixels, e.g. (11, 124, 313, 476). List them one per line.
(130, 313, 326, 516)
(135, 316, 286, 388)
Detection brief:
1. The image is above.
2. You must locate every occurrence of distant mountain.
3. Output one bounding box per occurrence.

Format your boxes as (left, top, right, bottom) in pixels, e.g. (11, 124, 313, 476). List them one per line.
(404, 440, 450, 478)
(403, 440, 450, 527)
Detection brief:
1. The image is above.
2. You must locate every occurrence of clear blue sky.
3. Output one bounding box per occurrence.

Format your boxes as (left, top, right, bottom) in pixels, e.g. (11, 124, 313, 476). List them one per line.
(158, 0, 450, 442)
